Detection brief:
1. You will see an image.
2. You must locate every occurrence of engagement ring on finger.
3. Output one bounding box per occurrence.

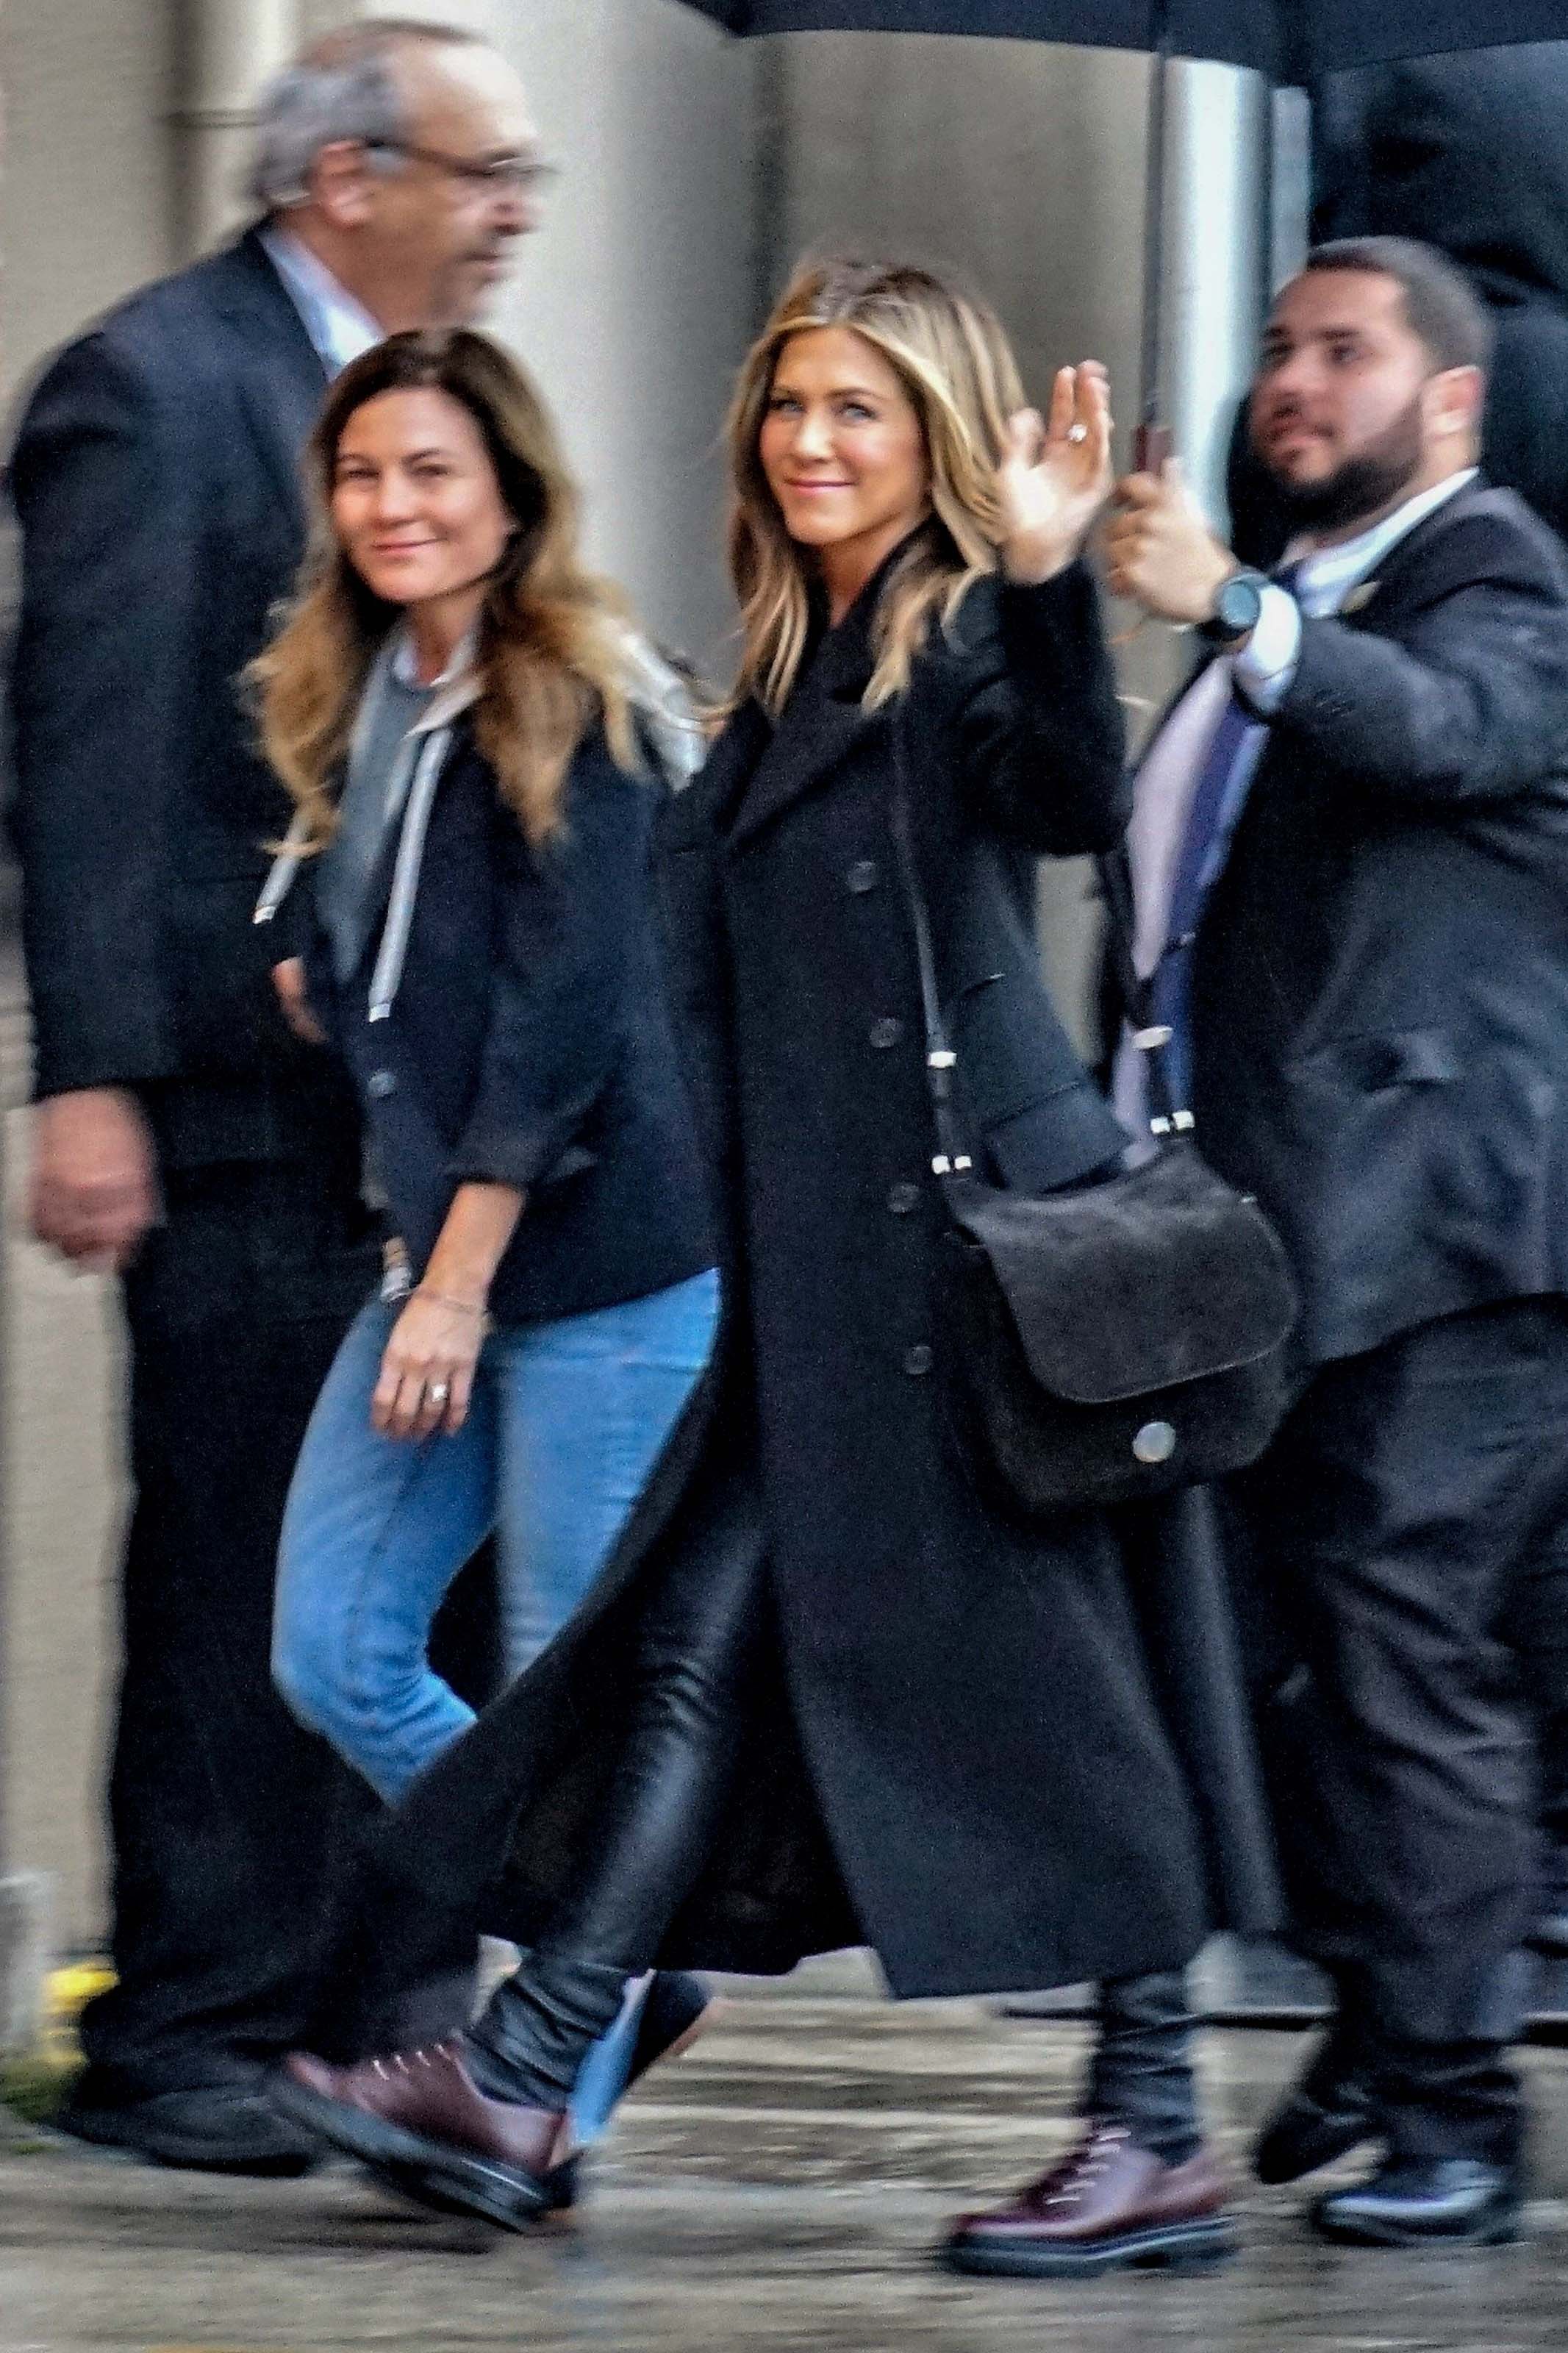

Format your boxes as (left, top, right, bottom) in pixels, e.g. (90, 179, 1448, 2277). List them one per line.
(1067, 423, 1089, 443)
(429, 1382, 451, 1406)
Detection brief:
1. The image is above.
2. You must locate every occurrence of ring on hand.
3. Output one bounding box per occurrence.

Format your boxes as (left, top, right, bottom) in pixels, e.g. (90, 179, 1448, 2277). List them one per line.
(428, 1382, 451, 1407)
(1067, 423, 1089, 444)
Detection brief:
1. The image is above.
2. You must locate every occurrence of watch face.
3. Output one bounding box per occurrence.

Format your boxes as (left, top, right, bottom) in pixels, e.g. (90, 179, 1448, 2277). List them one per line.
(1217, 574, 1264, 635)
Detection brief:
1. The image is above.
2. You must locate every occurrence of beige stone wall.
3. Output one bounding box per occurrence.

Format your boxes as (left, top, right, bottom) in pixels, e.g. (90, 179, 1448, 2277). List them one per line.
(1, 0, 179, 400)
(2, 0, 756, 1950)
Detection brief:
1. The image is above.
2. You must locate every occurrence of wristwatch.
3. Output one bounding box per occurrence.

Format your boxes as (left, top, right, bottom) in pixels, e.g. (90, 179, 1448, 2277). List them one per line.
(1198, 568, 1270, 647)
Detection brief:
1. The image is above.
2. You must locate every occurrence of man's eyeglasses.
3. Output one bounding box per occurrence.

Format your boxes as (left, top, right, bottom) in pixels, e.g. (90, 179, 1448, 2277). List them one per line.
(368, 140, 561, 196)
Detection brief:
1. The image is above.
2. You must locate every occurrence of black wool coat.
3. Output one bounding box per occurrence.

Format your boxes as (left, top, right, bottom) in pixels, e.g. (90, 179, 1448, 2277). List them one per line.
(368, 558, 1278, 2003)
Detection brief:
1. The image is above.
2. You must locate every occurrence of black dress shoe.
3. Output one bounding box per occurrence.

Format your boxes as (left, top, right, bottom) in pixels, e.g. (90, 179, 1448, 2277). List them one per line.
(54, 2084, 319, 2177)
(1312, 2156, 1522, 2247)
(1255, 2058, 1376, 2185)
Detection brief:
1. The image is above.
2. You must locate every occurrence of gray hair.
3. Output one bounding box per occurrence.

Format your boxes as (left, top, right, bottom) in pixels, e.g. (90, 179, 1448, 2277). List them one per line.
(248, 18, 483, 212)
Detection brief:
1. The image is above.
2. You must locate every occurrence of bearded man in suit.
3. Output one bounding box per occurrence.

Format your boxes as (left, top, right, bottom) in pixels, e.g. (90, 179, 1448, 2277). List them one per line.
(8, 15, 540, 2171)
(1106, 237, 1568, 2247)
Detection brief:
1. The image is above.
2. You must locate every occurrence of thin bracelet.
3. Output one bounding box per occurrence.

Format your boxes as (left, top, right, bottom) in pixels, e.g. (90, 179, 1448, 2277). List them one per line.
(412, 1285, 490, 1321)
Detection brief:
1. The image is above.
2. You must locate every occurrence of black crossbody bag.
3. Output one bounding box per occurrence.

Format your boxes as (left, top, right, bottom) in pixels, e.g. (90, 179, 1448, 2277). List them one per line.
(890, 720, 1298, 1515)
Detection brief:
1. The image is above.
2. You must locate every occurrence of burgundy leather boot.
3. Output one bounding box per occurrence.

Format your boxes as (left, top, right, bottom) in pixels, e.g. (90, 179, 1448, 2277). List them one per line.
(375, 1971, 715, 2218)
(942, 2121, 1239, 2278)
(276, 2043, 564, 2232)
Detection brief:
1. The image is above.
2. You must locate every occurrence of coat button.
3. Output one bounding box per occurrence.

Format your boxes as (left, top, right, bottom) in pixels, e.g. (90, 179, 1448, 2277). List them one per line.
(366, 1069, 397, 1099)
(887, 1181, 920, 1215)
(846, 858, 880, 895)
(903, 1343, 934, 1377)
(869, 1017, 904, 1051)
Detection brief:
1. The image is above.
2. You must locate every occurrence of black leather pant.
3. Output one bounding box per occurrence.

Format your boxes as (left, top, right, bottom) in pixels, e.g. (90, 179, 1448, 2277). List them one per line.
(467, 1503, 1203, 2149)
(1088, 1971, 1201, 2164)
(469, 1501, 769, 2110)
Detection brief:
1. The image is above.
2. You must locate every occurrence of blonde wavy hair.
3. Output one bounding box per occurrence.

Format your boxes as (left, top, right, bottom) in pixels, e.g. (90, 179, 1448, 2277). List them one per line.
(729, 257, 1026, 715)
(254, 328, 634, 850)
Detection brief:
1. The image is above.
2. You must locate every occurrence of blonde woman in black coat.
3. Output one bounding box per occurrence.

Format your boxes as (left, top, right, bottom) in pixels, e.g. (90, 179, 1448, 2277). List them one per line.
(279, 260, 1275, 2279)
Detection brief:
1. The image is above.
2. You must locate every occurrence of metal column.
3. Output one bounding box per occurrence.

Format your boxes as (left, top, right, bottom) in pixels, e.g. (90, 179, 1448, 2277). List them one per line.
(172, 0, 299, 257)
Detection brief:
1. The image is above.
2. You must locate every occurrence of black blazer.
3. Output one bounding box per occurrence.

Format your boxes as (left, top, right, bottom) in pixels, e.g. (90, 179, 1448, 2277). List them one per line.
(7, 228, 356, 1163)
(1177, 479, 1568, 1364)
(301, 721, 714, 1328)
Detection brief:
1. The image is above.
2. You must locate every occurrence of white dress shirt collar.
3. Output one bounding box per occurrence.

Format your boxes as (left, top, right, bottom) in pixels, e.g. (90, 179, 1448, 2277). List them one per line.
(1285, 466, 1480, 618)
(259, 226, 384, 379)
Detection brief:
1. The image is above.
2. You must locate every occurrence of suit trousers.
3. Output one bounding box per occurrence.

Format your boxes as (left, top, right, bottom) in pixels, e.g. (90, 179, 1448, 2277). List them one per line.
(76, 1152, 379, 2103)
(1226, 1299, 1568, 2160)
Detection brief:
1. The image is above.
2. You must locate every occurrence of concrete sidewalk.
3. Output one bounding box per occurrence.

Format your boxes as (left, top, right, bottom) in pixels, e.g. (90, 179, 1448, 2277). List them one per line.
(6, 1995, 1568, 2353)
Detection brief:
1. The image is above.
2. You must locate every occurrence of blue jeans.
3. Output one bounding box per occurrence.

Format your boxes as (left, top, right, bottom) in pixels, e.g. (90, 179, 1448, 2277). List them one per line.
(273, 1266, 717, 2135)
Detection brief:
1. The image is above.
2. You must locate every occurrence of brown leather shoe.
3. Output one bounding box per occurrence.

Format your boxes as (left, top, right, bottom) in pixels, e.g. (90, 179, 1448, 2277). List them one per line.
(942, 2121, 1239, 2278)
(273, 2044, 563, 2232)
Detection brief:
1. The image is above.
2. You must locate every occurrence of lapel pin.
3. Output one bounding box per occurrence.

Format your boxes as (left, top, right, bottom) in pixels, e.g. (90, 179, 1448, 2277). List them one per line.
(1342, 581, 1381, 614)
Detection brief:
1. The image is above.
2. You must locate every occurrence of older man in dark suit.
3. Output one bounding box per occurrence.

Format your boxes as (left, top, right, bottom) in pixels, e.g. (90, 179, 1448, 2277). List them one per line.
(8, 16, 540, 2171)
(1106, 238, 1568, 2247)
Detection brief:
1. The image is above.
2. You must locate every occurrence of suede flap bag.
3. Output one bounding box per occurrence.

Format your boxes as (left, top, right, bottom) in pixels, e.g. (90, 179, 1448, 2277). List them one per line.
(891, 718, 1298, 1515)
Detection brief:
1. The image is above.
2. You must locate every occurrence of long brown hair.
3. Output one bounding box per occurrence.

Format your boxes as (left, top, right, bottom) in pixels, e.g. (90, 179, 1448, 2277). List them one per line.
(728, 257, 1026, 715)
(254, 328, 634, 849)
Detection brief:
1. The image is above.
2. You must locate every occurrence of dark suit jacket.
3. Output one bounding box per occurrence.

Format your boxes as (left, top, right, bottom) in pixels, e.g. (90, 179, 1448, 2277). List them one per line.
(298, 721, 714, 1327)
(7, 227, 357, 1164)
(1183, 479, 1568, 1365)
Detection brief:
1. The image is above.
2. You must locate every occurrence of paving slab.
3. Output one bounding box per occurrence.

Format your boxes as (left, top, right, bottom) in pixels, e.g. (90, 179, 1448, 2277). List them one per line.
(6, 1997, 1568, 2353)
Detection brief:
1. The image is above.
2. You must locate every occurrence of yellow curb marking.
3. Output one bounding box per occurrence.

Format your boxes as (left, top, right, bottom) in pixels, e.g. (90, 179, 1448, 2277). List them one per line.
(46, 1962, 115, 2018)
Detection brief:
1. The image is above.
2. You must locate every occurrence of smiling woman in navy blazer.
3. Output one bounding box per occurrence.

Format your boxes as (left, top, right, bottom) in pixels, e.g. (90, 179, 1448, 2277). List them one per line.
(253, 328, 718, 2154)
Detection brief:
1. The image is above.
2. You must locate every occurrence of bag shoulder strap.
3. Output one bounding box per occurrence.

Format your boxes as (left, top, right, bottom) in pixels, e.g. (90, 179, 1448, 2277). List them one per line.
(887, 707, 974, 1182)
(887, 696, 1185, 1146)
(1094, 851, 1181, 1128)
